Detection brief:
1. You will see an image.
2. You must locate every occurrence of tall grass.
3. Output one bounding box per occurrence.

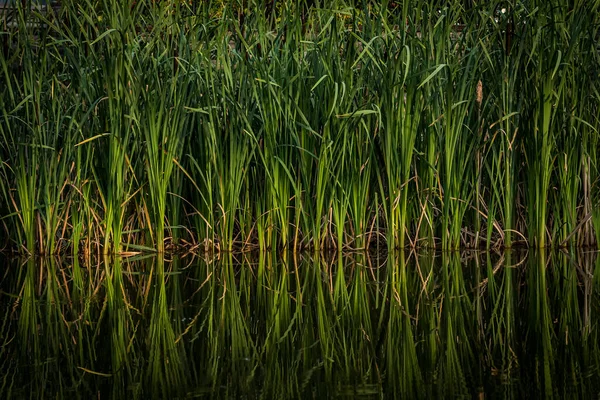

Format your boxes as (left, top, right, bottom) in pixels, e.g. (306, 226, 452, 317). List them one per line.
(1, 0, 599, 254)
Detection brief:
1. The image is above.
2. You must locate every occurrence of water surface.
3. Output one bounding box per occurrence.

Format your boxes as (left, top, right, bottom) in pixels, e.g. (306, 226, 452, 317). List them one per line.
(1, 250, 599, 399)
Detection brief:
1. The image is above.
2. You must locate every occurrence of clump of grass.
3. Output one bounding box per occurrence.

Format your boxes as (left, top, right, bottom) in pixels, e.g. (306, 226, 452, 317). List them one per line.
(1, 0, 599, 254)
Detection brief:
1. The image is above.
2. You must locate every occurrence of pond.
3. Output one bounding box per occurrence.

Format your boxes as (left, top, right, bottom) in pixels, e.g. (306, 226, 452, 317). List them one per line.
(1, 250, 599, 399)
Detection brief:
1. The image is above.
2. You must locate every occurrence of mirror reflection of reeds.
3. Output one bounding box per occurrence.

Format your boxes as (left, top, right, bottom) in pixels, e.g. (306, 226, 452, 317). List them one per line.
(1, 251, 600, 398)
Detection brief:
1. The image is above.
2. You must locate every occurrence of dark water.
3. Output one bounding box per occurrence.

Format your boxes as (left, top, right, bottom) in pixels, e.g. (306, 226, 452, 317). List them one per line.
(1, 250, 599, 399)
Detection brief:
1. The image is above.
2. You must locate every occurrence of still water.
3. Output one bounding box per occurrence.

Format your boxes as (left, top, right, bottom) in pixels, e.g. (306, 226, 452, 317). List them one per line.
(1, 250, 599, 399)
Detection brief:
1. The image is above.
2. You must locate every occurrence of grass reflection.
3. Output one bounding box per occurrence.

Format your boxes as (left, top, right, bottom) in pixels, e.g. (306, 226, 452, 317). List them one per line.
(0, 251, 599, 398)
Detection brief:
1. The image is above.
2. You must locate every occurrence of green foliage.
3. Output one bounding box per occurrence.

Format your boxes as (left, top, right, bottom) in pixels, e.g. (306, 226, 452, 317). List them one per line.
(1, 0, 599, 254)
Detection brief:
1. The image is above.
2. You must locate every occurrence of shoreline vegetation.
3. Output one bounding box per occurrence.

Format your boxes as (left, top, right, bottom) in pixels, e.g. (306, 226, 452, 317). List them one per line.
(1, 0, 600, 256)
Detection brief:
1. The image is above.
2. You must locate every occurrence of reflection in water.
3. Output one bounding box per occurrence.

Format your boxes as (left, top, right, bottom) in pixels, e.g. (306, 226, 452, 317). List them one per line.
(1, 251, 600, 398)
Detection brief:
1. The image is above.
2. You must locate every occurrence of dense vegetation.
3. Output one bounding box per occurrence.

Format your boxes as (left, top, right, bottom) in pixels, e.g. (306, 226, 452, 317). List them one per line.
(1, 0, 600, 255)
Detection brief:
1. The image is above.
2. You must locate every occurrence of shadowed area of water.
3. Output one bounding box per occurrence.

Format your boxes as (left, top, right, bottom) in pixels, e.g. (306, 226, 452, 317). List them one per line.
(1, 250, 599, 399)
